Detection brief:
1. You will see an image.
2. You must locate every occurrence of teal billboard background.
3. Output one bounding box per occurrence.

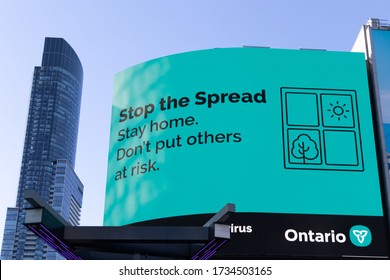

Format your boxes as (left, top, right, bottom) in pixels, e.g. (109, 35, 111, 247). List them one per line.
(104, 48, 384, 226)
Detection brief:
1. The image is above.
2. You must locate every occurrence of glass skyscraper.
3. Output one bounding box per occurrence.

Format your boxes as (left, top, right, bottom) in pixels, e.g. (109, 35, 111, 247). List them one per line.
(1, 38, 84, 260)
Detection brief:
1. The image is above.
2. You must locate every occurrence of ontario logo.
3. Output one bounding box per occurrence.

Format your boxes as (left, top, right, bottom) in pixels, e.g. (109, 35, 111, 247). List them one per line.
(284, 225, 372, 247)
(349, 225, 372, 247)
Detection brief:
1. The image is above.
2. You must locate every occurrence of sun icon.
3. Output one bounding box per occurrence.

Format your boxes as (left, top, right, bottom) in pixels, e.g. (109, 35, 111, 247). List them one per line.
(327, 101, 350, 121)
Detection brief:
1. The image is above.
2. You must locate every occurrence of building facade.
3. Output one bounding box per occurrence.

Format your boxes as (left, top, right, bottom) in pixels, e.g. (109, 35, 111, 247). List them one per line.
(1, 38, 84, 260)
(352, 18, 390, 220)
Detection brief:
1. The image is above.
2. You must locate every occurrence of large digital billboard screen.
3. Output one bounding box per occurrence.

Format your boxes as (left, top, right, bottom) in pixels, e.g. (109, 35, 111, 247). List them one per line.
(371, 29, 390, 153)
(104, 48, 389, 258)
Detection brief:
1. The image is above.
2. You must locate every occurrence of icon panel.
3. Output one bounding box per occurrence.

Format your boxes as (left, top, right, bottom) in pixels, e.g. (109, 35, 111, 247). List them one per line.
(281, 87, 363, 171)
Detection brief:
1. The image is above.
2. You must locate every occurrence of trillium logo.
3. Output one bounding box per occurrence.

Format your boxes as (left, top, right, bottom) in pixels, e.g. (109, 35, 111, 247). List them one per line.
(349, 225, 372, 247)
(353, 230, 368, 243)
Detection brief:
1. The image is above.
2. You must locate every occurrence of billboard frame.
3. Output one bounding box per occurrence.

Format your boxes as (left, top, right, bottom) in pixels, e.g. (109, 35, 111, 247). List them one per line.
(359, 20, 390, 248)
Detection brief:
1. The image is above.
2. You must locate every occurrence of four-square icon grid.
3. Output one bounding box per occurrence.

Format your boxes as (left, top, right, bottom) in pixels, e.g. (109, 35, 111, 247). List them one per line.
(281, 87, 363, 171)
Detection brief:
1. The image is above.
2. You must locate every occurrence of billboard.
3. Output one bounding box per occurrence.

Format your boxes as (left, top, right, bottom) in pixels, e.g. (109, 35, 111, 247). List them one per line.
(105, 48, 389, 258)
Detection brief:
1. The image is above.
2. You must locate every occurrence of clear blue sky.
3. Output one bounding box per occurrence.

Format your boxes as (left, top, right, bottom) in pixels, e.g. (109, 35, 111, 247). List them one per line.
(0, 0, 389, 243)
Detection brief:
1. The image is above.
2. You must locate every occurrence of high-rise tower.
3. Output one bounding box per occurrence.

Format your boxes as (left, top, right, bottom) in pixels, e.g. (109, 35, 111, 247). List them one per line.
(1, 38, 84, 260)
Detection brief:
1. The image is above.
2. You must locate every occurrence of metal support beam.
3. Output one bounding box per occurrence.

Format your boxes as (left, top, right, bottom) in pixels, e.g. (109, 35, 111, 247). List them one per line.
(24, 189, 70, 226)
(203, 203, 236, 227)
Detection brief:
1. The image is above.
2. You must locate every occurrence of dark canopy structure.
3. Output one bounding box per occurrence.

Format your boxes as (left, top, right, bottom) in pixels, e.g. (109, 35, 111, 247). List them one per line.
(24, 190, 234, 260)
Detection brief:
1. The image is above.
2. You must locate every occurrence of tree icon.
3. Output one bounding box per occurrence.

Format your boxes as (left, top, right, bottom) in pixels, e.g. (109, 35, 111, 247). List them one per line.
(291, 134, 319, 163)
